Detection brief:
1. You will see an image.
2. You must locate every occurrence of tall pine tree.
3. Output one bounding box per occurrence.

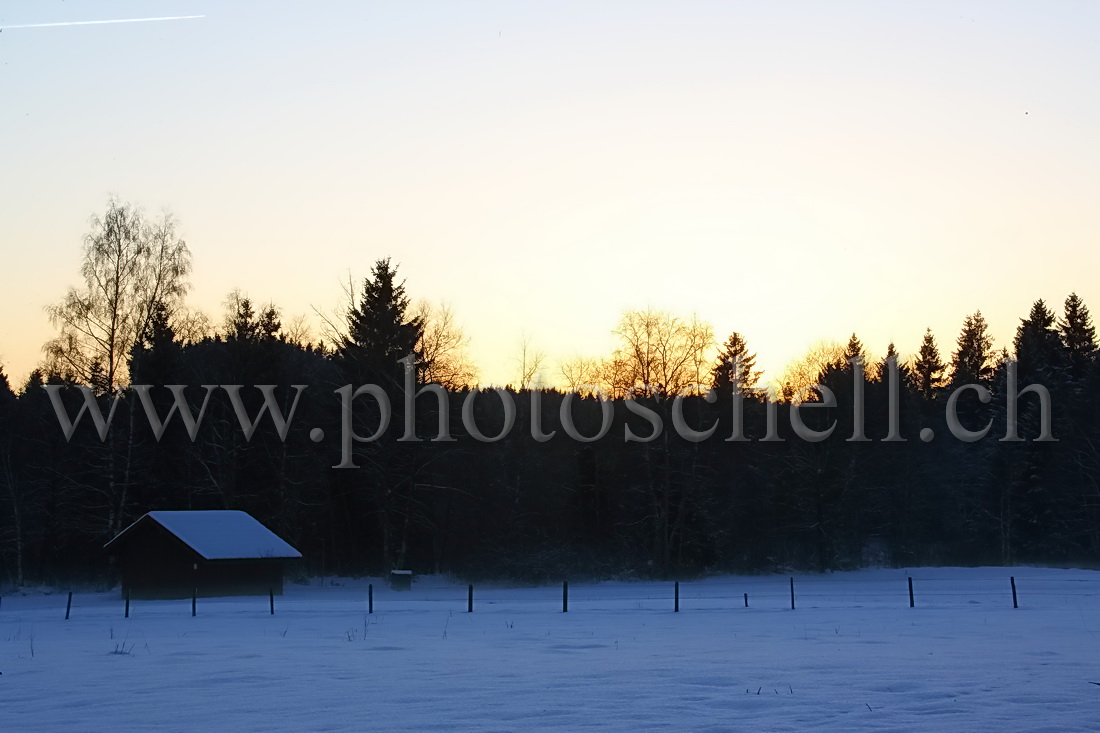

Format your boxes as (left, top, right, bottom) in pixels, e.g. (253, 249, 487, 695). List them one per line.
(911, 328, 945, 401)
(1058, 292, 1096, 381)
(711, 331, 762, 396)
(1014, 299, 1064, 383)
(843, 333, 865, 366)
(339, 258, 422, 385)
(951, 311, 995, 386)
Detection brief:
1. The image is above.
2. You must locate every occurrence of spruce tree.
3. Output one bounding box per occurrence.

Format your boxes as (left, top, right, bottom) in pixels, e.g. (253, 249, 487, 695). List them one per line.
(226, 294, 259, 342)
(129, 300, 182, 384)
(257, 305, 282, 341)
(1058, 292, 1096, 380)
(339, 258, 422, 384)
(711, 331, 762, 396)
(843, 333, 865, 367)
(879, 341, 911, 384)
(1013, 299, 1064, 382)
(951, 310, 995, 385)
(911, 328, 945, 401)
(0, 365, 12, 404)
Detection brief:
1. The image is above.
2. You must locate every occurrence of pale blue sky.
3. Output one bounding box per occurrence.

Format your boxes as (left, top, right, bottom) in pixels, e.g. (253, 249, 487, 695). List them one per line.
(2, 1, 1099, 386)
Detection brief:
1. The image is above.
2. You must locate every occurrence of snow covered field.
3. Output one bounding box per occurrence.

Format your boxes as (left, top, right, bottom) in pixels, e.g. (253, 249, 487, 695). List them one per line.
(2, 567, 1099, 731)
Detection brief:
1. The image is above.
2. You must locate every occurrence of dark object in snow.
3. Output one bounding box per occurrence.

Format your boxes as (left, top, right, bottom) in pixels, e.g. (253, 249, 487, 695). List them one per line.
(390, 569, 413, 591)
(104, 511, 302, 600)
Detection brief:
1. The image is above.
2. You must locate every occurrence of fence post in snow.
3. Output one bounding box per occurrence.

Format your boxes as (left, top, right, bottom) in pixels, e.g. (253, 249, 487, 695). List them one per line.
(674, 581, 679, 613)
(65, 591, 72, 620)
(125, 590, 130, 618)
(744, 592, 748, 608)
(269, 587, 275, 615)
(468, 584, 474, 613)
(192, 587, 197, 617)
(368, 583, 373, 614)
(1011, 576, 1018, 609)
(908, 577, 915, 608)
(563, 580, 568, 613)
(790, 577, 795, 610)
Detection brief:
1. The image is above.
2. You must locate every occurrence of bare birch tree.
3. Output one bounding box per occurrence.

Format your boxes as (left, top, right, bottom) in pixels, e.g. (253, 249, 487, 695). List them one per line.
(44, 199, 191, 388)
(415, 300, 477, 388)
(558, 355, 602, 395)
(778, 339, 845, 402)
(607, 309, 714, 398)
(514, 332, 546, 389)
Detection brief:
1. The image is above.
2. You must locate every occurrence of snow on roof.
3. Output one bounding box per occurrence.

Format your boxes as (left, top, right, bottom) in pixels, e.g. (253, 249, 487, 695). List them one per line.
(108, 510, 302, 561)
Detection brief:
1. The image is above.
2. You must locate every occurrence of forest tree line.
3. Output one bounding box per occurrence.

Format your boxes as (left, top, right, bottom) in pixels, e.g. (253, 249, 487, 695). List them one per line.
(2, 199, 1099, 586)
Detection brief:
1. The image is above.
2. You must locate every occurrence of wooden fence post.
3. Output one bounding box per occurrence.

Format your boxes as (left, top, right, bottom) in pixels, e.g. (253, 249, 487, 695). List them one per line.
(744, 592, 748, 608)
(790, 577, 795, 610)
(368, 583, 373, 614)
(65, 591, 72, 620)
(674, 581, 680, 613)
(563, 580, 568, 613)
(269, 587, 275, 615)
(1011, 576, 1018, 609)
(125, 590, 130, 618)
(192, 587, 197, 617)
(468, 584, 474, 613)
(908, 577, 915, 608)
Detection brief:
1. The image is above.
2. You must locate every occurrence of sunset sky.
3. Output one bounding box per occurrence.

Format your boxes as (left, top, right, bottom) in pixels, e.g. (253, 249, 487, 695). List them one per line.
(2, 1, 1098, 388)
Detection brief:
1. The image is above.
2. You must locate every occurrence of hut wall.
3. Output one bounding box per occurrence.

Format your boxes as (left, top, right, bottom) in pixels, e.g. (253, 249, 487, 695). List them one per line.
(114, 521, 287, 600)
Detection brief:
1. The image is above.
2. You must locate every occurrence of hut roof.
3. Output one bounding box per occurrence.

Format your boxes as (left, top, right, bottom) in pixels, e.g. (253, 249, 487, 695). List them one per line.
(104, 510, 302, 561)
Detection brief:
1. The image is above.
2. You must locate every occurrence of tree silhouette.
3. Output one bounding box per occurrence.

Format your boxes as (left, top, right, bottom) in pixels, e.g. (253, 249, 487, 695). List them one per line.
(414, 301, 477, 388)
(338, 258, 421, 386)
(711, 331, 762, 396)
(911, 328, 945, 401)
(43, 199, 191, 388)
(1059, 293, 1096, 381)
(951, 310, 995, 385)
(224, 290, 281, 343)
(1014, 299, 1064, 382)
(843, 333, 865, 366)
(607, 309, 713, 398)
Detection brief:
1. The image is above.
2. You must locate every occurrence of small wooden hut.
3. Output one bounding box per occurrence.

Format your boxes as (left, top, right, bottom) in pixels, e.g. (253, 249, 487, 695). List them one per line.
(104, 510, 302, 600)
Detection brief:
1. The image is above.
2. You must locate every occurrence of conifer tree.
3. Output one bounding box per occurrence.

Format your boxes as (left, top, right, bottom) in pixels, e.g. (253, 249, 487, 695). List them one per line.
(912, 328, 945, 400)
(339, 258, 422, 384)
(1013, 299, 1064, 381)
(1058, 292, 1096, 380)
(711, 331, 762, 396)
(129, 300, 182, 384)
(0, 366, 12, 402)
(843, 333, 865, 366)
(951, 311, 994, 385)
(879, 341, 911, 384)
(224, 292, 281, 343)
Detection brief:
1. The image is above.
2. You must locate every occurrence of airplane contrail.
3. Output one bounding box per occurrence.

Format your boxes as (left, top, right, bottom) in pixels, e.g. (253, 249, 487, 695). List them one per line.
(1, 15, 205, 30)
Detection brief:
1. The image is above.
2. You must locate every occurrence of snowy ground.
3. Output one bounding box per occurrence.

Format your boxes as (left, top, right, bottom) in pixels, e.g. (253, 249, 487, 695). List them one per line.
(2, 567, 1099, 731)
